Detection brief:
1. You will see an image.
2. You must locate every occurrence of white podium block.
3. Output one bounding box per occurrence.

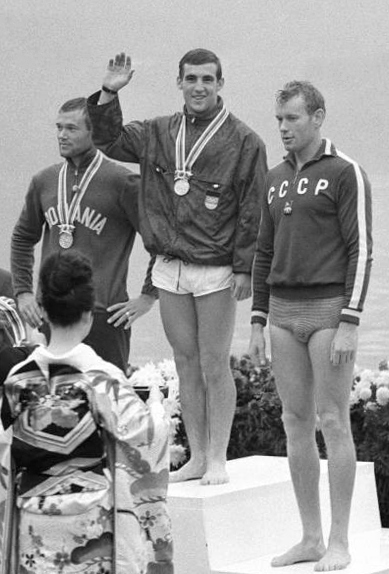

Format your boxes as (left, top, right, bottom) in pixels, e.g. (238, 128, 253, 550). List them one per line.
(168, 456, 383, 574)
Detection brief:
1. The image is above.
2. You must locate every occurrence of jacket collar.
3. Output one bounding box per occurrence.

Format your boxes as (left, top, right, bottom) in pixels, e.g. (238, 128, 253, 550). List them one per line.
(285, 138, 337, 169)
(184, 97, 224, 126)
(66, 147, 98, 170)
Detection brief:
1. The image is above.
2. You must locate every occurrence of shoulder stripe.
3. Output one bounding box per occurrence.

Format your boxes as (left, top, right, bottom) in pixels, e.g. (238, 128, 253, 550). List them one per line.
(324, 138, 332, 155)
(335, 148, 368, 310)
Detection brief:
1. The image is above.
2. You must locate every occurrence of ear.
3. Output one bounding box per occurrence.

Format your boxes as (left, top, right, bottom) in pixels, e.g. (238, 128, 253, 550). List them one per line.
(177, 76, 183, 91)
(216, 77, 225, 92)
(313, 108, 325, 128)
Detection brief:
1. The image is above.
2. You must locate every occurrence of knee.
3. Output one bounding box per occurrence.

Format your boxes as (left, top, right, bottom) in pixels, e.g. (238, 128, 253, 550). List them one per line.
(174, 349, 201, 377)
(200, 350, 230, 382)
(318, 409, 351, 443)
(282, 410, 316, 441)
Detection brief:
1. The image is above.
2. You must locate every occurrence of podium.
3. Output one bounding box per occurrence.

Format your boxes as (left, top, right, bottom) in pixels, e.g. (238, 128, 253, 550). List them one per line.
(168, 456, 389, 574)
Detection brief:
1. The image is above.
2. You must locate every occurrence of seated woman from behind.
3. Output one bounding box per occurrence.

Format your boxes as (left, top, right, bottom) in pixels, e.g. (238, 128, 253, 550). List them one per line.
(0, 250, 173, 574)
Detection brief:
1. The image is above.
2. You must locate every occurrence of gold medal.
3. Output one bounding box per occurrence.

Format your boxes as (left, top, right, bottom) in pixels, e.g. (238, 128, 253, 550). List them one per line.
(174, 178, 190, 196)
(59, 230, 74, 249)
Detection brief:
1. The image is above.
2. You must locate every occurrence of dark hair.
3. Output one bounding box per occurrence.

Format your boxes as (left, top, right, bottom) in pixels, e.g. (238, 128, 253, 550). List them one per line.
(276, 81, 326, 115)
(39, 251, 94, 326)
(58, 97, 92, 131)
(178, 48, 222, 80)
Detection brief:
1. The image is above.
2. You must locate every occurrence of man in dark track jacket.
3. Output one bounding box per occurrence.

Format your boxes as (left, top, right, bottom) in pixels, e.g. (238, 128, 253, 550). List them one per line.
(249, 81, 372, 571)
(11, 97, 156, 371)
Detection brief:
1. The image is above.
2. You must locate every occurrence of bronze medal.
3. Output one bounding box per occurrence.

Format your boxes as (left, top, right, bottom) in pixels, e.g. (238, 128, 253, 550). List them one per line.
(59, 230, 74, 249)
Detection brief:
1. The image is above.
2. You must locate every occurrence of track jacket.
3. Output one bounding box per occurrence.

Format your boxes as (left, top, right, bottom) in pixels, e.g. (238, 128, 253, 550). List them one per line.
(251, 138, 372, 326)
(11, 148, 155, 311)
(87, 94, 268, 274)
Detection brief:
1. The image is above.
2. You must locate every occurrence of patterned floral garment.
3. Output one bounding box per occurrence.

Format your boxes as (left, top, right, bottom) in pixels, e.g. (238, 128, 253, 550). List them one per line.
(0, 344, 173, 574)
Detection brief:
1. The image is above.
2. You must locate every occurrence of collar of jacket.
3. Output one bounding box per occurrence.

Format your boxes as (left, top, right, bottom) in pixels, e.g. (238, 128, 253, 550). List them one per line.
(184, 96, 224, 126)
(284, 138, 337, 169)
(66, 146, 98, 170)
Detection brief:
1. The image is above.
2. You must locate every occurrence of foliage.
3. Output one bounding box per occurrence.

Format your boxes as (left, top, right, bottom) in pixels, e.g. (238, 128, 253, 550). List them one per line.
(227, 355, 286, 458)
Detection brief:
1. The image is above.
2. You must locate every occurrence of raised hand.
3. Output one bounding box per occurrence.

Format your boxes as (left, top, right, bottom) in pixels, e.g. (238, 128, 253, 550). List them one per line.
(102, 52, 135, 92)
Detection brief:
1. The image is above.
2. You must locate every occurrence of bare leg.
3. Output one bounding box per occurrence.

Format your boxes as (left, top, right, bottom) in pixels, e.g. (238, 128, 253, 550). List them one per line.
(310, 329, 355, 572)
(158, 290, 207, 482)
(195, 289, 237, 485)
(269, 325, 326, 567)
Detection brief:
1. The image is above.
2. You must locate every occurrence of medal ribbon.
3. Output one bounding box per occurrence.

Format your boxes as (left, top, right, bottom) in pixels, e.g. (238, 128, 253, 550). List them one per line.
(175, 105, 229, 178)
(57, 150, 103, 230)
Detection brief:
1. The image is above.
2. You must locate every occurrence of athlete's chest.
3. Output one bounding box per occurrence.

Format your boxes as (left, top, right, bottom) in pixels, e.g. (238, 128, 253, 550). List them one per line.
(267, 171, 338, 220)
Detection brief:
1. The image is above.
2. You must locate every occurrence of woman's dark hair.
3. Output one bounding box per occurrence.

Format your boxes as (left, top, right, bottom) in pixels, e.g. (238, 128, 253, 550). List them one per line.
(39, 250, 94, 326)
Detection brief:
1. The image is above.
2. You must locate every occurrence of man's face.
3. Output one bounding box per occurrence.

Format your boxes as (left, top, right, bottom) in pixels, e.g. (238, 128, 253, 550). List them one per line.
(56, 109, 93, 161)
(275, 95, 320, 156)
(177, 63, 224, 117)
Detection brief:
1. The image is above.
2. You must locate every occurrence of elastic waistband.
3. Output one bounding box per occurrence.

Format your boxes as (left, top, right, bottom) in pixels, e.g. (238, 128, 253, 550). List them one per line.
(270, 283, 345, 300)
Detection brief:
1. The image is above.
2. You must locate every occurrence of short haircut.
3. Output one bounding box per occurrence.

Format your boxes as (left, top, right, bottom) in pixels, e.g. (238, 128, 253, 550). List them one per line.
(178, 48, 222, 80)
(276, 81, 326, 115)
(58, 97, 92, 130)
(39, 250, 94, 327)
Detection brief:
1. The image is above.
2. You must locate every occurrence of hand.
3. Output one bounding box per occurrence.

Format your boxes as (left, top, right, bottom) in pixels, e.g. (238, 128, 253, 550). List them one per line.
(102, 52, 135, 93)
(17, 292, 43, 329)
(330, 322, 358, 366)
(107, 294, 155, 329)
(248, 323, 267, 367)
(231, 273, 251, 301)
(26, 326, 47, 346)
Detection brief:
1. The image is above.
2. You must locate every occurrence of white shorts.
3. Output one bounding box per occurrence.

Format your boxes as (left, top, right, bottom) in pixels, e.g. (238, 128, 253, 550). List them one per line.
(152, 255, 233, 297)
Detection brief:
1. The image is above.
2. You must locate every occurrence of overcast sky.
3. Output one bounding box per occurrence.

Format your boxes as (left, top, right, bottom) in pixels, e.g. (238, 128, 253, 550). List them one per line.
(1, 0, 388, 268)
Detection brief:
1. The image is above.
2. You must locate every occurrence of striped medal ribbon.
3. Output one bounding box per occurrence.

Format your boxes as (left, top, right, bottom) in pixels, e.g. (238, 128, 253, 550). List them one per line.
(174, 105, 229, 196)
(57, 150, 103, 248)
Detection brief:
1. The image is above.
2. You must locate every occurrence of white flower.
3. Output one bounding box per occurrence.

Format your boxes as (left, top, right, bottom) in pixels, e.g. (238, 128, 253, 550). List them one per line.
(128, 362, 165, 387)
(359, 369, 376, 386)
(375, 372, 389, 388)
(359, 387, 372, 401)
(162, 397, 181, 418)
(349, 390, 360, 406)
(169, 444, 187, 469)
(376, 386, 389, 406)
(158, 359, 178, 381)
(365, 401, 378, 411)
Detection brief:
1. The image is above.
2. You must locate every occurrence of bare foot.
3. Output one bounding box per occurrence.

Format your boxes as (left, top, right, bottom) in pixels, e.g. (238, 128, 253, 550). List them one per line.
(200, 462, 229, 485)
(271, 541, 326, 567)
(314, 545, 351, 571)
(169, 459, 206, 483)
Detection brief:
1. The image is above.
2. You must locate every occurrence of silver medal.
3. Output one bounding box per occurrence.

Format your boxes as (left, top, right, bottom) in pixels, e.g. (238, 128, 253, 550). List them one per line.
(59, 230, 74, 249)
(174, 178, 190, 196)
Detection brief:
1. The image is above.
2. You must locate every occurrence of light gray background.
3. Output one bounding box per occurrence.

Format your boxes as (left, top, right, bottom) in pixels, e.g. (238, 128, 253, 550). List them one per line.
(1, 0, 388, 366)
